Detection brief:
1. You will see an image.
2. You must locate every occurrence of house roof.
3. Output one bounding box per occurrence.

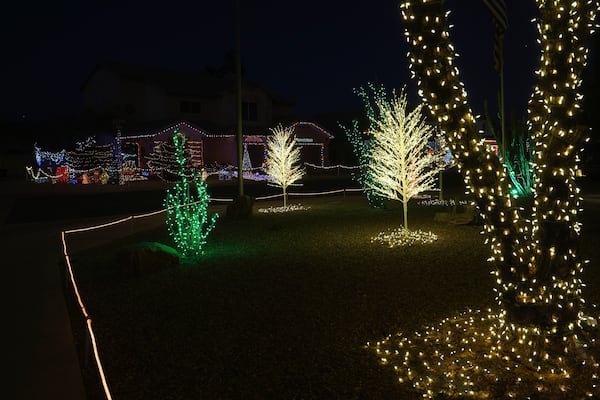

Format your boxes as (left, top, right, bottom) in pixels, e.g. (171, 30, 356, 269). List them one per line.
(81, 61, 294, 105)
(120, 120, 334, 142)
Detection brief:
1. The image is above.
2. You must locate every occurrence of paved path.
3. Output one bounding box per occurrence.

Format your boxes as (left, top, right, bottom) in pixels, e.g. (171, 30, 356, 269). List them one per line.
(4, 179, 175, 400)
(5, 213, 87, 399)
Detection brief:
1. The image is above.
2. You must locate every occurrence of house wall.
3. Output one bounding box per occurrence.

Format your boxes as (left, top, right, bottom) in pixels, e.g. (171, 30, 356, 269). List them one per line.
(82, 69, 121, 116)
(203, 136, 237, 166)
(123, 121, 333, 172)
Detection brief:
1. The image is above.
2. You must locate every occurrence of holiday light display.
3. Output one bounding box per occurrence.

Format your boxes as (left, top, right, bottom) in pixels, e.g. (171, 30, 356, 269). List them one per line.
(257, 204, 310, 213)
(368, 0, 600, 398)
(504, 128, 534, 198)
(65, 137, 114, 180)
(34, 143, 65, 166)
(366, 87, 446, 231)
(371, 227, 438, 247)
(148, 139, 195, 181)
(265, 124, 305, 207)
(484, 103, 535, 198)
(340, 83, 388, 207)
(164, 130, 217, 262)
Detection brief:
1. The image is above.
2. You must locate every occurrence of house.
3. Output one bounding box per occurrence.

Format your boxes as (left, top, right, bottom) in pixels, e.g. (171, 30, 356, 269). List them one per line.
(81, 62, 295, 130)
(121, 120, 334, 175)
(28, 63, 335, 183)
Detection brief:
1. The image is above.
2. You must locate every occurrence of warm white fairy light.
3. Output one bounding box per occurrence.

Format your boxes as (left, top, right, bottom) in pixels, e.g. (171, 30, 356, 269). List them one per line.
(366, 88, 447, 231)
(371, 228, 438, 247)
(369, 0, 600, 397)
(265, 124, 306, 208)
(257, 204, 311, 213)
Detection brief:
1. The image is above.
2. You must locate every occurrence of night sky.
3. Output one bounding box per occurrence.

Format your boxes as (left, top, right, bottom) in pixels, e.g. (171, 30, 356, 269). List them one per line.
(0, 1, 569, 124)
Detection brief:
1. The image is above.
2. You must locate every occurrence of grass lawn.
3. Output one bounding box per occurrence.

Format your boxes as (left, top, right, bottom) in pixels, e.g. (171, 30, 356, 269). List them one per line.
(65, 193, 600, 399)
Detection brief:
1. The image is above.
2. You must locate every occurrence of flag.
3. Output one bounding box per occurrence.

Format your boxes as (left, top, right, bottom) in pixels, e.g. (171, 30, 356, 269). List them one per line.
(483, 0, 508, 73)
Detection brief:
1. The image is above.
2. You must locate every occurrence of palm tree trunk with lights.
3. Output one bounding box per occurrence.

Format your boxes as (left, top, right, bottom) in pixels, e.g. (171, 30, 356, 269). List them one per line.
(399, 0, 597, 334)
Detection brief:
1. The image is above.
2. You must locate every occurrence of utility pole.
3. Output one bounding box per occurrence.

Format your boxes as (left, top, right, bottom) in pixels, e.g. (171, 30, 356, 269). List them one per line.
(235, 0, 244, 196)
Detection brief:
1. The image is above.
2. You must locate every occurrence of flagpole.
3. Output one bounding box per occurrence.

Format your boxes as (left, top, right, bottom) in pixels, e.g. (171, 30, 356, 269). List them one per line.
(500, 57, 506, 161)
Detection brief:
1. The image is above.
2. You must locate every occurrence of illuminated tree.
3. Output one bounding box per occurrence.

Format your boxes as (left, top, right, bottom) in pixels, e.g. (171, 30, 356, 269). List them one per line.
(148, 139, 194, 182)
(265, 124, 305, 207)
(504, 124, 535, 198)
(165, 130, 218, 262)
(485, 102, 535, 198)
(366, 88, 446, 230)
(369, 1, 600, 398)
(340, 84, 388, 208)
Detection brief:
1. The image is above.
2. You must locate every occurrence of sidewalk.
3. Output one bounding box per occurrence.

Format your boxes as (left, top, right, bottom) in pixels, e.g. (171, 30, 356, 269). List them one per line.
(3, 178, 174, 400)
(7, 219, 87, 400)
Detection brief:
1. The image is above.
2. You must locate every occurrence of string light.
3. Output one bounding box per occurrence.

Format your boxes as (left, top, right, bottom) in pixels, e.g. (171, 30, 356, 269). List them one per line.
(368, 0, 600, 397)
(371, 228, 438, 247)
(365, 87, 446, 231)
(257, 204, 311, 213)
(265, 124, 306, 208)
(340, 83, 389, 207)
(164, 129, 218, 262)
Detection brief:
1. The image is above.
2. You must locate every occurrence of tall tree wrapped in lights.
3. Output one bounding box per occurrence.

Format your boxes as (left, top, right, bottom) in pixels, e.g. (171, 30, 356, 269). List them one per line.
(165, 130, 218, 262)
(366, 88, 446, 230)
(368, 1, 600, 398)
(265, 124, 305, 208)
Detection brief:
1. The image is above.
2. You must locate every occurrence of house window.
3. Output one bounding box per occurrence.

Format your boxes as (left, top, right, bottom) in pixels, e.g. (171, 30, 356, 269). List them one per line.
(242, 101, 258, 121)
(181, 101, 201, 114)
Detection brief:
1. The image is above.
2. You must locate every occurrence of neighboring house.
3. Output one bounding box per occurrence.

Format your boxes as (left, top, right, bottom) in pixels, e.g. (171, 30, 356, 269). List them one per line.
(81, 62, 295, 130)
(121, 120, 334, 172)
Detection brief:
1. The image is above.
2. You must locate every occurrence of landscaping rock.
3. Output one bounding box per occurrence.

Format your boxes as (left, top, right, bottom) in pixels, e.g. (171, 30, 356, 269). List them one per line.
(118, 242, 179, 277)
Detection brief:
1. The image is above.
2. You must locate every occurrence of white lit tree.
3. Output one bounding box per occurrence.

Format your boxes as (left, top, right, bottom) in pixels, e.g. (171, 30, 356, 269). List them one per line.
(367, 88, 446, 230)
(368, 0, 600, 398)
(265, 124, 305, 207)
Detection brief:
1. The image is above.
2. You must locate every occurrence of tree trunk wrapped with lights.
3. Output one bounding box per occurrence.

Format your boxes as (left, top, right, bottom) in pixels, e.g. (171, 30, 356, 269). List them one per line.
(367, 1, 600, 398)
(400, 0, 533, 327)
(401, 0, 597, 336)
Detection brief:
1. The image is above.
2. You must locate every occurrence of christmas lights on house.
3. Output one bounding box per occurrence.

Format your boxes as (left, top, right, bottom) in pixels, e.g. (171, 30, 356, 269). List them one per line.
(368, 0, 600, 398)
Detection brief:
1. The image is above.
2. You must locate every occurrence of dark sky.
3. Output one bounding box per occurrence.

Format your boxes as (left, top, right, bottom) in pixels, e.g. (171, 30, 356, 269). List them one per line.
(2, 1, 544, 122)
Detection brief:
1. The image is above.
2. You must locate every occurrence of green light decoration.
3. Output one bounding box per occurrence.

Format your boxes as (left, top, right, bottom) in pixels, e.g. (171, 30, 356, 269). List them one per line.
(265, 124, 305, 208)
(505, 128, 534, 198)
(340, 83, 387, 208)
(485, 101, 535, 198)
(368, 0, 600, 398)
(165, 129, 218, 262)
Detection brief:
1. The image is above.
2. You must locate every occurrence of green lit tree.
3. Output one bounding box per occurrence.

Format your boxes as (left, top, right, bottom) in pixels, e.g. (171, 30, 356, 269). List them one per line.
(265, 124, 305, 208)
(366, 88, 446, 230)
(485, 102, 535, 198)
(165, 130, 218, 262)
(340, 83, 388, 208)
(369, 1, 600, 398)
